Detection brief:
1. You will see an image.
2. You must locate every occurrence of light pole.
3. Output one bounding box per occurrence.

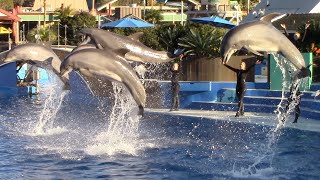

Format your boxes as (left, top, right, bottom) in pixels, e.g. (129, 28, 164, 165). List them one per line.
(57, 23, 60, 47)
(43, 0, 46, 26)
(64, 25, 67, 48)
(22, 24, 25, 42)
(181, 0, 183, 25)
(143, 0, 146, 20)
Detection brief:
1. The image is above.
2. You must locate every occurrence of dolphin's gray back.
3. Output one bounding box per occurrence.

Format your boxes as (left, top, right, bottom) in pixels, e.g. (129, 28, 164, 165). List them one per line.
(80, 28, 173, 63)
(4, 43, 70, 87)
(64, 49, 146, 107)
(224, 21, 305, 69)
(6, 43, 63, 71)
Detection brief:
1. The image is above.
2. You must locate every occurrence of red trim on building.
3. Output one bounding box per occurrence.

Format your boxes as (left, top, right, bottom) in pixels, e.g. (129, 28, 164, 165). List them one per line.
(0, 8, 21, 22)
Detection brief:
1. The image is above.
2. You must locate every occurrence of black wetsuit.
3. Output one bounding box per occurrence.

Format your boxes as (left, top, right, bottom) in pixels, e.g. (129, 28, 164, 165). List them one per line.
(170, 63, 180, 111)
(282, 64, 313, 123)
(224, 63, 255, 116)
(289, 83, 301, 123)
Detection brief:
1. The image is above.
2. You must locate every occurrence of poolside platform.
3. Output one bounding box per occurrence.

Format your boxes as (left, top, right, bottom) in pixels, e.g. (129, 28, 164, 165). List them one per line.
(146, 108, 320, 133)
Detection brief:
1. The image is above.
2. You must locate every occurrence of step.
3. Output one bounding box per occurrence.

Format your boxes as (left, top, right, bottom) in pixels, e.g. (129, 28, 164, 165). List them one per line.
(295, 107, 320, 120)
(188, 101, 320, 120)
(188, 101, 277, 114)
(310, 83, 320, 91)
(221, 88, 284, 97)
(243, 96, 282, 106)
(220, 88, 320, 100)
(244, 96, 320, 110)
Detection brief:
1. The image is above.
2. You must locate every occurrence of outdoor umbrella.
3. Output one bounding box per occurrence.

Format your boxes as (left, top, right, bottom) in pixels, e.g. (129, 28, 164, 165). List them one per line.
(101, 17, 154, 28)
(0, 27, 12, 34)
(191, 16, 236, 29)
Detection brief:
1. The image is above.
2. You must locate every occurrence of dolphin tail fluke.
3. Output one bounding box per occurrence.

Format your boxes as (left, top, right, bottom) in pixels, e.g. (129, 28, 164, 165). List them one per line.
(294, 67, 311, 80)
(138, 105, 144, 116)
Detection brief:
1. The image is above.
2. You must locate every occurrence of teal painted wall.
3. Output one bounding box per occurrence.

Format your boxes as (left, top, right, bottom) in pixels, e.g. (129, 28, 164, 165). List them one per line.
(270, 53, 313, 91)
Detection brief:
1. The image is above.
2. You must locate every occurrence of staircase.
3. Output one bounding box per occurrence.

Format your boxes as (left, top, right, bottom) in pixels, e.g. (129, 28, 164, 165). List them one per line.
(186, 83, 320, 120)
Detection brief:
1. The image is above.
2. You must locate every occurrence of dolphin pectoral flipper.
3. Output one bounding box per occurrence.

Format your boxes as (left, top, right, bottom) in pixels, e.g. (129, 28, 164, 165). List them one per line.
(43, 57, 54, 66)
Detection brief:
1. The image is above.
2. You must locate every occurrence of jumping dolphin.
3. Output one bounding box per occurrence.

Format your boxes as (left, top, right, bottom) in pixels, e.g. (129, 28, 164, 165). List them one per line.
(79, 28, 174, 63)
(220, 13, 311, 79)
(1, 43, 70, 89)
(60, 48, 146, 116)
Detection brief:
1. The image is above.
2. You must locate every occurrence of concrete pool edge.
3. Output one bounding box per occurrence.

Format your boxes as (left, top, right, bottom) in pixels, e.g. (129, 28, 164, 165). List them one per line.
(146, 108, 320, 133)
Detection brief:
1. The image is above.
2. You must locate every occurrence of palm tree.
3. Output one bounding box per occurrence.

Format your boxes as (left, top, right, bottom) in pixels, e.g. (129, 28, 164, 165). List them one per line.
(54, 5, 75, 22)
(143, 9, 163, 25)
(178, 28, 223, 59)
(27, 26, 57, 43)
(159, 24, 187, 54)
(177, 25, 226, 81)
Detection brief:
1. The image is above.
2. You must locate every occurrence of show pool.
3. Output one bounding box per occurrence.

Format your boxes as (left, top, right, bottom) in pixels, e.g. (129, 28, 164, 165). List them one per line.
(0, 96, 319, 179)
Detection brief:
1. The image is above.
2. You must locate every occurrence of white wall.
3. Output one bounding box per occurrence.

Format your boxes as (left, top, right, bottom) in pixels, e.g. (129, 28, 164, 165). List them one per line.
(241, 0, 320, 24)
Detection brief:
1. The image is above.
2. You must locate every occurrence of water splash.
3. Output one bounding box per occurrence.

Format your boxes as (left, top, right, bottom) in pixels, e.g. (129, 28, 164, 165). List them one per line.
(230, 53, 307, 176)
(30, 71, 69, 136)
(86, 82, 142, 156)
(134, 64, 147, 80)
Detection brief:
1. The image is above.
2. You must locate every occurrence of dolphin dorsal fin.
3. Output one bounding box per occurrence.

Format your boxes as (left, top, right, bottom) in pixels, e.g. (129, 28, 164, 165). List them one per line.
(45, 57, 54, 65)
(260, 12, 282, 23)
(128, 32, 144, 41)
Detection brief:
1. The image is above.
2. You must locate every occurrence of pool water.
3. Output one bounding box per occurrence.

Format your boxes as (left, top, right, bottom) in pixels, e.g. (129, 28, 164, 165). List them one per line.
(0, 95, 319, 179)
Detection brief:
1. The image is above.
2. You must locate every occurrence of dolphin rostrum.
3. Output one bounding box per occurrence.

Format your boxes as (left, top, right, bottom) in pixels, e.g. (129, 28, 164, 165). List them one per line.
(79, 28, 174, 63)
(60, 48, 146, 116)
(1, 43, 70, 89)
(220, 13, 311, 79)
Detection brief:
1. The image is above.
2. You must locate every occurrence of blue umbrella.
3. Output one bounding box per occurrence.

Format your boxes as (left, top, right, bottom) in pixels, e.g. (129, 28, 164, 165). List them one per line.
(191, 16, 236, 29)
(101, 17, 154, 28)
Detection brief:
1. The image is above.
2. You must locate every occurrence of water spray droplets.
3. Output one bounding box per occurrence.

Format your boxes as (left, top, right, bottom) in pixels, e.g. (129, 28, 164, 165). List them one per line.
(86, 82, 142, 156)
(30, 71, 68, 136)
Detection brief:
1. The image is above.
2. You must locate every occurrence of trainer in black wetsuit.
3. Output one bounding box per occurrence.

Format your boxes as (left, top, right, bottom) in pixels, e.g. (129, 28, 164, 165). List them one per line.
(170, 54, 183, 111)
(223, 61, 258, 117)
(282, 82, 301, 123)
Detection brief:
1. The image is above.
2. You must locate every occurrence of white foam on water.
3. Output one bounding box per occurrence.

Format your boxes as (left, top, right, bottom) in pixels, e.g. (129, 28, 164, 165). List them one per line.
(85, 82, 144, 156)
(225, 166, 276, 180)
(27, 126, 69, 137)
